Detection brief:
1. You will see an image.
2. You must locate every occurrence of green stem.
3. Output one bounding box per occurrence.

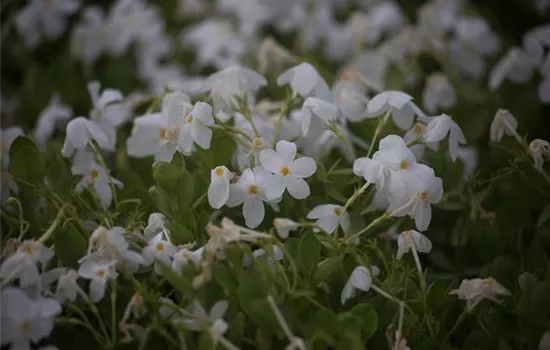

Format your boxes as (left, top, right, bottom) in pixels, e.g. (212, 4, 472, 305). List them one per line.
(443, 309, 469, 343)
(366, 110, 391, 158)
(37, 205, 66, 243)
(345, 212, 390, 243)
(342, 182, 370, 214)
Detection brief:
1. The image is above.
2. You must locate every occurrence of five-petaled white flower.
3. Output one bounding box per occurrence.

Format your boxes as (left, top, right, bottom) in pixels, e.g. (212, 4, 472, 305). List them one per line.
(423, 114, 466, 161)
(208, 165, 231, 209)
(142, 233, 177, 275)
(306, 204, 350, 234)
(300, 97, 339, 136)
(0, 240, 54, 288)
(450, 277, 511, 311)
(179, 101, 215, 153)
(34, 94, 72, 148)
(396, 230, 433, 259)
(489, 109, 518, 143)
(277, 62, 332, 101)
(273, 218, 300, 239)
(0, 287, 62, 350)
(529, 139, 550, 172)
(422, 73, 456, 114)
(366, 90, 426, 130)
(78, 260, 118, 302)
(225, 167, 274, 229)
(341, 265, 380, 305)
(260, 140, 317, 200)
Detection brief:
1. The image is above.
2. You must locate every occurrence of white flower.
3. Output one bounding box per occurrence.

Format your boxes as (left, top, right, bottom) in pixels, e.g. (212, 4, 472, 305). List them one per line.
(450, 277, 511, 311)
(61, 117, 108, 158)
(489, 48, 536, 91)
(127, 92, 191, 161)
(366, 91, 426, 130)
(15, 0, 80, 48)
(208, 166, 231, 209)
(72, 150, 122, 207)
(422, 73, 456, 114)
(396, 230, 433, 259)
(259, 140, 317, 200)
(203, 66, 267, 112)
(1, 126, 24, 169)
(78, 260, 118, 302)
(306, 204, 350, 234)
(70, 6, 108, 64)
(79, 225, 144, 271)
(179, 102, 214, 153)
(388, 164, 443, 231)
(144, 213, 168, 241)
(34, 95, 72, 147)
(300, 98, 339, 136)
(457, 146, 478, 179)
(172, 247, 203, 274)
(257, 37, 295, 74)
(273, 218, 299, 239)
(423, 114, 466, 161)
(341, 266, 380, 304)
(225, 168, 274, 229)
(0, 240, 54, 288)
(183, 300, 229, 344)
(332, 76, 370, 122)
(277, 62, 332, 101)
(41, 268, 80, 303)
(142, 232, 177, 275)
(0, 287, 62, 349)
(490, 109, 518, 143)
(529, 139, 550, 172)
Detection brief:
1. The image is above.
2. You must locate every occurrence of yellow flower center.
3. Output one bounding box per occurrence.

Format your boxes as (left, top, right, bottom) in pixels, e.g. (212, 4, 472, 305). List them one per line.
(419, 192, 429, 200)
(186, 115, 193, 124)
(333, 208, 342, 216)
(90, 169, 100, 179)
(215, 167, 225, 177)
(413, 124, 424, 134)
(159, 128, 167, 139)
(96, 269, 106, 278)
(23, 244, 33, 256)
(252, 138, 264, 148)
(21, 320, 31, 333)
(399, 160, 409, 170)
(156, 242, 165, 251)
(248, 185, 259, 195)
(280, 166, 290, 176)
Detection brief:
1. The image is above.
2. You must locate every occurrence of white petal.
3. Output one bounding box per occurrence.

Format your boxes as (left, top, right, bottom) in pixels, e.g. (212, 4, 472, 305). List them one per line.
(192, 102, 214, 125)
(276, 140, 297, 162)
(259, 149, 284, 174)
(243, 196, 265, 229)
(412, 231, 432, 254)
(315, 215, 339, 234)
(414, 201, 431, 231)
(191, 122, 212, 149)
(340, 212, 351, 233)
(208, 173, 230, 209)
(350, 266, 372, 291)
(90, 279, 107, 302)
(289, 157, 316, 178)
(307, 204, 337, 219)
(264, 174, 286, 201)
(286, 176, 310, 199)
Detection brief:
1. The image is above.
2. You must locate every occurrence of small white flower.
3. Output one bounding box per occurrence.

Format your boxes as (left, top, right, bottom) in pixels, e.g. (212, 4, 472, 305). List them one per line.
(366, 90, 426, 130)
(179, 101, 214, 153)
(489, 48, 536, 91)
(257, 36, 295, 74)
(300, 97, 339, 136)
(0, 240, 54, 288)
(142, 233, 177, 275)
(457, 146, 478, 179)
(183, 300, 229, 344)
(277, 62, 332, 101)
(423, 114, 466, 161)
(341, 265, 380, 305)
(422, 73, 456, 114)
(450, 277, 511, 311)
(332, 75, 370, 122)
(529, 139, 550, 172)
(208, 165, 231, 209)
(0, 287, 62, 349)
(78, 260, 118, 302)
(260, 140, 317, 200)
(34, 95, 72, 147)
(273, 218, 299, 239)
(490, 109, 518, 143)
(306, 204, 350, 234)
(396, 230, 433, 259)
(172, 247, 203, 274)
(225, 168, 273, 229)
(144, 213, 168, 241)
(41, 268, 80, 303)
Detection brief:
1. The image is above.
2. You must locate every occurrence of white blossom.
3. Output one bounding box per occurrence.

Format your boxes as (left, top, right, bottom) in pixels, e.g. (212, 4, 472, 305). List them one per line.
(529, 139, 550, 172)
(422, 73, 456, 114)
(300, 97, 339, 136)
(144, 213, 168, 241)
(306, 204, 350, 234)
(0, 240, 54, 288)
(277, 63, 332, 101)
(450, 277, 511, 311)
(490, 109, 518, 143)
(78, 260, 118, 302)
(179, 101, 214, 153)
(0, 287, 62, 350)
(367, 90, 426, 130)
(182, 300, 229, 344)
(34, 95, 72, 147)
(142, 233, 177, 275)
(341, 266, 380, 305)
(423, 114, 466, 161)
(273, 218, 299, 239)
(260, 140, 317, 200)
(396, 230, 433, 259)
(489, 48, 536, 91)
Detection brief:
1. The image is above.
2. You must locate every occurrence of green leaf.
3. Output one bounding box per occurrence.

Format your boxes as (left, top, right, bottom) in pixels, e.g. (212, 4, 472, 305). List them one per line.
(194, 131, 236, 167)
(427, 279, 451, 311)
(537, 204, 550, 228)
(176, 171, 194, 213)
(306, 308, 338, 335)
(9, 136, 45, 184)
(350, 303, 378, 340)
(298, 232, 321, 278)
(157, 260, 192, 295)
(53, 228, 86, 268)
(152, 154, 185, 193)
(313, 256, 343, 285)
(226, 313, 245, 346)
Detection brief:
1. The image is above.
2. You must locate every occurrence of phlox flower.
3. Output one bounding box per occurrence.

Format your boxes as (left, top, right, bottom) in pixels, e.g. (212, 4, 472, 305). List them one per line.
(41, 268, 80, 303)
(450, 277, 511, 311)
(423, 114, 466, 161)
(0, 241, 54, 288)
(78, 260, 118, 302)
(366, 91, 426, 130)
(277, 62, 332, 101)
(490, 109, 518, 143)
(0, 287, 62, 350)
(143, 213, 168, 241)
(259, 140, 317, 200)
(300, 97, 339, 137)
(142, 232, 177, 275)
(341, 265, 380, 305)
(422, 73, 456, 114)
(529, 139, 550, 172)
(208, 165, 231, 209)
(273, 218, 299, 239)
(396, 230, 433, 259)
(172, 247, 203, 274)
(34, 95, 72, 148)
(178, 101, 215, 153)
(306, 204, 350, 234)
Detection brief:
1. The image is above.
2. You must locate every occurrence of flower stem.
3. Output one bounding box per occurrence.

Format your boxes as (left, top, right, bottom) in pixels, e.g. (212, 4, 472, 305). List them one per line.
(266, 295, 294, 341)
(37, 205, 66, 243)
(366, 110, 390, 158)
(342, 182, 370, 214)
